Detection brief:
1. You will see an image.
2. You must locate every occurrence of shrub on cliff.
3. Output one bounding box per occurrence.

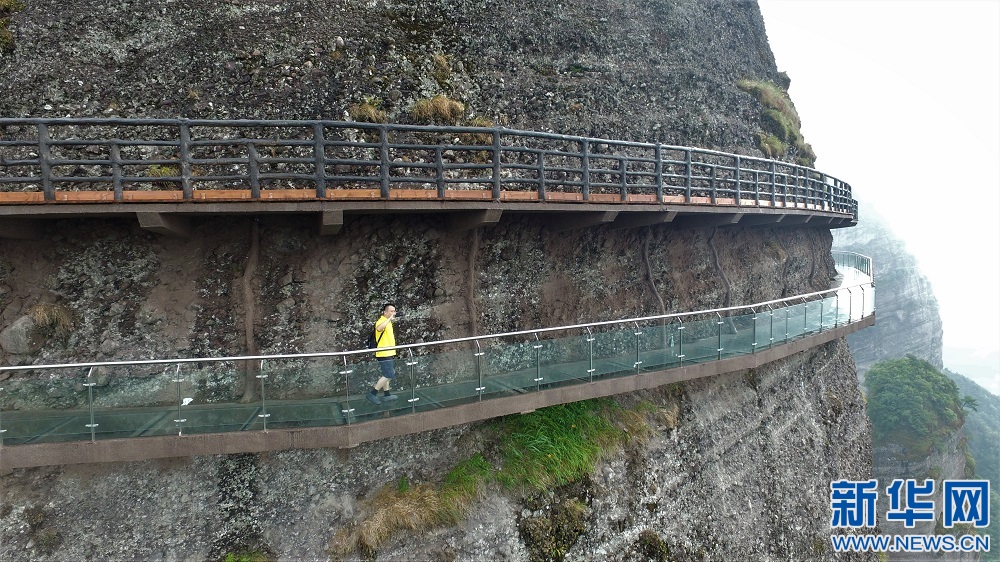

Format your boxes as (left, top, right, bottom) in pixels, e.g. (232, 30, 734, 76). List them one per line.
(865, 355, 969, 458)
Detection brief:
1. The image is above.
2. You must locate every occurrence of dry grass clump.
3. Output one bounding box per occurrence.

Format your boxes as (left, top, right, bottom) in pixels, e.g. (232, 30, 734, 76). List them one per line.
(348, 101, 388, 124)
(411, 95, 465, 125)
(29, 302, 74, 339)
(431, 52, 451, 85)
(329, 483, 447, 557)
(0, 0, 24, 53)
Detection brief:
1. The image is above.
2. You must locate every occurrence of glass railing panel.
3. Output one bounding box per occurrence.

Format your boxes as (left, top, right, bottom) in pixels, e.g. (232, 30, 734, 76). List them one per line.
(678, 316, 720, 364)
(81, 365, 187, 441)
(538, 333, 592, 387)
(258, 357, 345, 430)
(180, 361, 265, 435)
(483, 338, 541, 394)
(0, 368, 96, 444)
(637, 323, 673, 373)
(818, 294, 839, 331)
(395, 344, 481, 415)
(721, 312, 756, 358)
(590, 326, 642, 379)
(781, 302, 807, 341)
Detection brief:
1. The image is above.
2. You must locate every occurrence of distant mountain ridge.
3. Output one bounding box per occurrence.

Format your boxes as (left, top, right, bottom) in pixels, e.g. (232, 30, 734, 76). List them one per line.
(833, 204, 943, 374)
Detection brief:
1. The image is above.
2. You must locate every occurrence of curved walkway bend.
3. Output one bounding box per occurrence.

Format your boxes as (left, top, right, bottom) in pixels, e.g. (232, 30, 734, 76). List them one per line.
(0, 252, 875, 469)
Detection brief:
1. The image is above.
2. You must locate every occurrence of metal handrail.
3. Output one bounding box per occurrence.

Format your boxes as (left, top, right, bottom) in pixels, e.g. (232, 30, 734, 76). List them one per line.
(0, 118, 857, 218)
(0, 252, 872, 374)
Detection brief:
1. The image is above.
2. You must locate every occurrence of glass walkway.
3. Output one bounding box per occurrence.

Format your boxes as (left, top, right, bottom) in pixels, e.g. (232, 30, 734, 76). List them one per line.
(0, 252, 874, 449)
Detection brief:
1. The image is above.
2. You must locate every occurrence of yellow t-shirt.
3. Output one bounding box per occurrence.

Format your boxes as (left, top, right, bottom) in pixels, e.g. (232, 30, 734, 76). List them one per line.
(374, 315, 396, 357)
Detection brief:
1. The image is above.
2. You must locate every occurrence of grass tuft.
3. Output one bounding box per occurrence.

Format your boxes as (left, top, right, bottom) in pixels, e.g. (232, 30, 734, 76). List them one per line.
(432, 53, 451, 85)
(29, 302, 74, 340)
(411, 95, 465, 125)
(348, 101, 387, 124)
(492, 398, 648, 492)
(329, 399, 654, 558)
(738, 78, 815, 166)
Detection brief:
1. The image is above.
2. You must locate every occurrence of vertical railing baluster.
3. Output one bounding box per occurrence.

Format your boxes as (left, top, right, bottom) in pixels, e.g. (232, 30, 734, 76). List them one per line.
(340, 357, 354, 425)
(654, 144, 663, 202)
(769, 160, 777, 208)
(586, 327, 595, 382)
(179, 121, 194, 200)
(537, 150, 547, 201)
(111, 142, 123, 201)
(257, 359, 269, 431)
(619, 157, 628, 201)
(784, 305, 790, 343)
(677, 325, 685, 365)
(173, 364, 187, 436)
(38, 123, 54, 201)
(580, 139, 590, 201)
(406, 350, 419, 413)
(684, 150, 692, 203)
(709, 165, 717, 204)
(768, 307, 775, 349)
(248, 143, 261, 199)
(834, 289, 840, 328)
(533, 333, 543, 391)
(0, 385, 6, 447)
(492, 129, 502, 200)
(313, 122, 327, 198)
(633, 323, 643, 374)
(84, 367, 98, 442)
(716, 313, 724, 360)
(734, 155, 741, 205)
(435, 146, 445, 198)
(379, 126, 390, 198)
(474, 340, 485, 400)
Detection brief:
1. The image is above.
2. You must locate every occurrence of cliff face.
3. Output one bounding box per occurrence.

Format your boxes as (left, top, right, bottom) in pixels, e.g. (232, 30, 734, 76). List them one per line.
(0, 1, 874, 560)
(0, 0, 777, 149)
(833, 207, 944, 375)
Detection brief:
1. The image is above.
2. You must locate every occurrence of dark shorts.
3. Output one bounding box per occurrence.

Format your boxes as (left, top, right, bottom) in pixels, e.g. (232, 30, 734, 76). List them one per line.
(378, 357, 396, 380)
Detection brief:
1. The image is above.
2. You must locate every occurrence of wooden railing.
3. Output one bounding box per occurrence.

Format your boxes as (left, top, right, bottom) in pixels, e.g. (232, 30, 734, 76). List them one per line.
(0, 118, 857, 217)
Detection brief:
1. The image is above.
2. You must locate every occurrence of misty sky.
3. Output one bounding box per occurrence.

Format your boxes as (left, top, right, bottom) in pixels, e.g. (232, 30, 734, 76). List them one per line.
(758, 0, 1000, 392)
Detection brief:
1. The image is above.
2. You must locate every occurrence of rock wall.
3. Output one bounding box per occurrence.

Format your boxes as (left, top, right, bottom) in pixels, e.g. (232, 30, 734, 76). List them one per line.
(0, 0, 875, 560)
(1, 0, 778, 150)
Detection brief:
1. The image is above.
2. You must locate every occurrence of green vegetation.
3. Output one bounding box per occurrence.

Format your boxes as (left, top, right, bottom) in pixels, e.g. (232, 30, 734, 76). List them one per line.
(491, 398, 649, 491)
(946, 369, 1000, 561)
(222, 552, 270, 562)
(737, 78, 816, 167)
(0, 0, 25, 53)
(865, 356, 968, 459)
(636, 529, 671, 561)
(410, 94, 465, 125)
(330, 398, 654, 558)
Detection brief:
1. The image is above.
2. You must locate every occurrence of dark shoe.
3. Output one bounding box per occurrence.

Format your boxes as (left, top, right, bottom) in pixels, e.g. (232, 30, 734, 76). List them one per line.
(365, 391, 381, 405)
(382, 393, 398, 402)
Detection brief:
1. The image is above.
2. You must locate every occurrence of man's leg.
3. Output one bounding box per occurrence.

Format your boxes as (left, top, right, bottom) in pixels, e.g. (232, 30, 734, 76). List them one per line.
(379, 359, 398, 401)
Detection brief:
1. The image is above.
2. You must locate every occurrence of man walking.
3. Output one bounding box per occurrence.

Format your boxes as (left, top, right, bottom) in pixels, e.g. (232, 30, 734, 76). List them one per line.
(366, 304, 399, 405)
